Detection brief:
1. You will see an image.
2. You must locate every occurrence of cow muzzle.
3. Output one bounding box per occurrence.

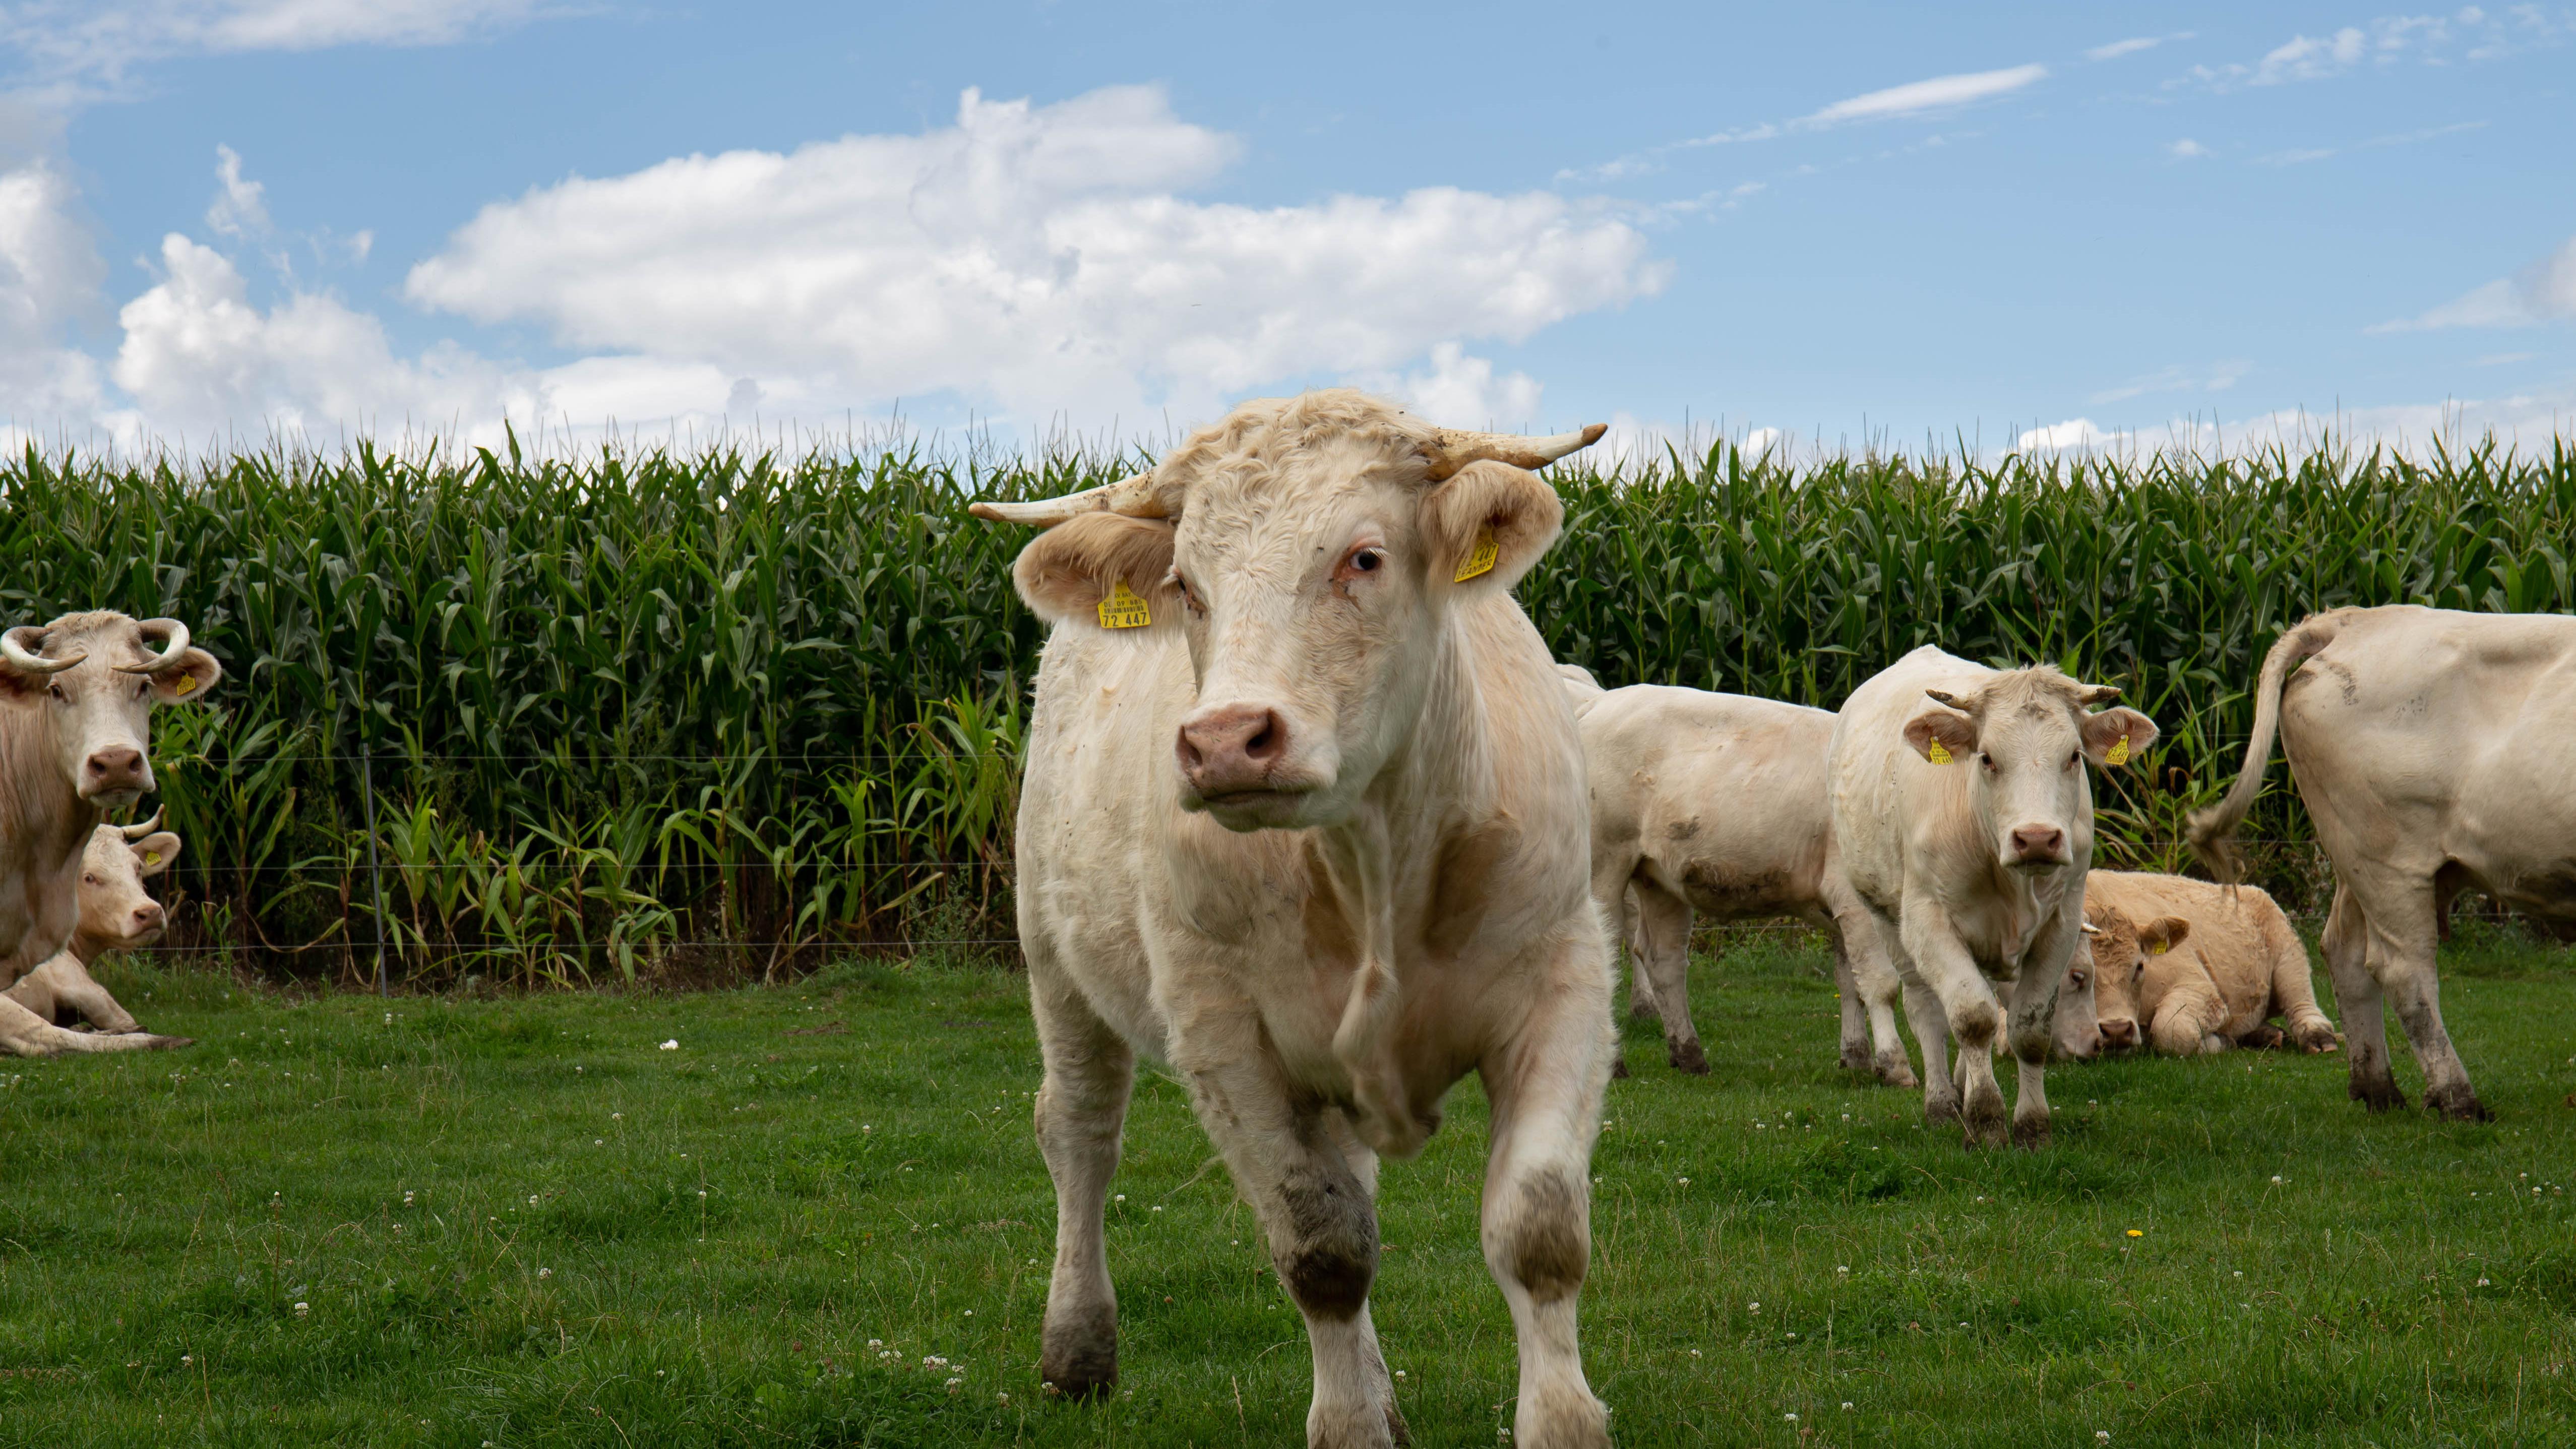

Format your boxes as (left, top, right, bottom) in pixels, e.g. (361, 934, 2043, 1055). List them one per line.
(83, 746, 152, 804)
(1175, 702, 1324, 826)
(2097, 1017, 2139, 1052)
(2004, 823, 2069, 871)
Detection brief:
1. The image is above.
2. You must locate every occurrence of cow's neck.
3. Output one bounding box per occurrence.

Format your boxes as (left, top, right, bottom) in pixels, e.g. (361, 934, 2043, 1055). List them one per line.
(1316, 615, 1486, 1158)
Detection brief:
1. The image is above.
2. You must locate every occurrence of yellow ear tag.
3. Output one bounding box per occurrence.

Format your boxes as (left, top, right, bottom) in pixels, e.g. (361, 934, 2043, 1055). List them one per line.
(1926, 740, 1952, 765)
(143, 851, 162, 867)
(1453, 528, 1499, 583)
(2148, 940, 2169, 954)
(1095, 581, 1152, 629)
(175, 675, 196, 694)
(2104, 734, 2129, 767)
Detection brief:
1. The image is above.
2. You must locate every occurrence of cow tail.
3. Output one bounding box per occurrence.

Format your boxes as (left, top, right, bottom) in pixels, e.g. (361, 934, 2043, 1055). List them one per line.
(2185, 613, 2342, 884)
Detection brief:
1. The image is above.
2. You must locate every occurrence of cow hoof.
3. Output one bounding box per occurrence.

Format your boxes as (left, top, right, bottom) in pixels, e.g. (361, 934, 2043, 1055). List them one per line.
(1923, 1092, 1962, 1125)
(2425, 1084, 2493, 1123)
(1610, 1055, 1631, 1080)
(1039, 1306, 1119, 1399)
(2011, 1117, 2051, 1151)
(1839, 1046, 1874, 1073)
(1628, 1000, 1662, 1022)
(1384, 1395, 1413, 1446)
(1876, 1053, 1921, 1091)
(1516, 1385, 1612, 1449)
(1668, 1040, 1710, 1076)
(148, 1034, 195, 1051)
(2349, 1076, 2408, 1114)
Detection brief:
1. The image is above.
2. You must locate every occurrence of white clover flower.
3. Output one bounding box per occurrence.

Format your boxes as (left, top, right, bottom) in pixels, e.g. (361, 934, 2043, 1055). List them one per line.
(1842, 1402, 1854, 1411)
(293, 1302, 309, 1317)
(659, 1040, 679, 1050)
(538, 1267, 552, 1279)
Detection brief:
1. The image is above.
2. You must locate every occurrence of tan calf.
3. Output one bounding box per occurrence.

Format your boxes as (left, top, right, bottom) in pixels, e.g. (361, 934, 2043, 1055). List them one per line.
(6, 815, 184, 1039)
(2082, 871, 2338, 1056)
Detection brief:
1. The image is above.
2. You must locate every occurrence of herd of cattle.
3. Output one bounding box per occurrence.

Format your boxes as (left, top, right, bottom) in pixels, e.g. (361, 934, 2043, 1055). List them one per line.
(970, 389, 2576, 1447)
(3, 391, 2568, 1446)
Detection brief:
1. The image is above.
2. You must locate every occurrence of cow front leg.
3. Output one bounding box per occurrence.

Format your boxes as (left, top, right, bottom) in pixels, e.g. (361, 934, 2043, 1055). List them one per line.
(2002, 956, 2063, 1149)
(1179, 1028, 1398, 1449)
(38, 957, 144, 1035)
(1830, 928, 1873, 1072)
(0, 993, 187, 1056)
(1825, 888, 1918, 1088)
(1900, 910, 2005, 1148)
(1029, 974, 1136, 1399)
(1480, 930, 1615, 1449)
(1631, 885, 1704, 1074)
(2321, 885, 2402, 1111)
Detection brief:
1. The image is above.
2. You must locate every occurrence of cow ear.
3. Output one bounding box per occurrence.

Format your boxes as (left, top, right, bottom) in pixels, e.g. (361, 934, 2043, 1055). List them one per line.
(154, 648, 223, 702)
(132, 832, 181, 878)
(1420, 459, 1563, 592)
(1902, 706, 1978, 765)
(2081, 705, 2157, 767)
(2139, 915, 2190, 954)
(1009, 513, 1181, 631)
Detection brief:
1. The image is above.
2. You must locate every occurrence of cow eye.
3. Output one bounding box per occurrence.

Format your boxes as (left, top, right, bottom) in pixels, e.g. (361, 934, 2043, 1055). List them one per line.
(2066, 750, 2082, 769)
(1167, 570, 1204, 613)
(1977, 752, 1996, 772)
(46, 682, 66, 701)
(1351, 548, 1381, 573)
(82, 874, 98, 885)
(2069, 970, 2087, 987)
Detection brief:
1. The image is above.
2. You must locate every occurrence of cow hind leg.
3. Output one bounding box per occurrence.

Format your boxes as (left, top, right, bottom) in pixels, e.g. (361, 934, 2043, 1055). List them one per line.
(2371, 912, 2488, 1122)
(1902, 980, 1959, 1124)
(1630, 886, 1704, 1075)
(1829, 902, 1918, 1089)
(2321, 885, 2403, 1112)
(1030, 981, 1136, 1399)
(1619, 886, 1657, 1021)
(1830, 931, 1873, 1073)
(1479, 940, 1615, 1449)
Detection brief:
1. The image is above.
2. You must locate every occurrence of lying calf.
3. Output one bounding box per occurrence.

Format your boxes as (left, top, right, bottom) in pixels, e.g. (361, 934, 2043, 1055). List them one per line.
(3, 815, 187, 1051)
(2084, 870, 2339, 1056)
(1559, 667, 1915, 1084)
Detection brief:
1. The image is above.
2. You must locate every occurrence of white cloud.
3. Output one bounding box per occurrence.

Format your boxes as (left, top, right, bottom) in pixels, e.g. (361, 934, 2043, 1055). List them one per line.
(2371, 233, 2576, 331)
(2020, 384, 2576, 460)
(2166, 138, 2211, 159)
(2088, 359, 2251, 405)
(2088, 33, 2195, 62)
(404, 85, 1665, 427)
(2180, 9, 2564, 90)
(1346, 342, 1543, 430)
(205, 142, 267, 238)
(2252, 146, 2339, 166)
(1803, 64, 2047, 125)
(0, 0, 561, 91)
(0, 87, 1662, 448)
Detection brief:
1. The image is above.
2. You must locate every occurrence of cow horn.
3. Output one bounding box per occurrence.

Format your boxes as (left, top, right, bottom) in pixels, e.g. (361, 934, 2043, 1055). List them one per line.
(112, 618, 193, 674)
(1, 626, 85, 675)
(1924, 688, 1974, 712)
(1422, 422, 1609, 481)
(967, 470, 1173, 527)
(121, 808, 164, 841)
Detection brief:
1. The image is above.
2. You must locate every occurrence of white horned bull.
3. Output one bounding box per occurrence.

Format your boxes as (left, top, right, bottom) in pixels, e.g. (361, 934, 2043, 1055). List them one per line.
(1829, 647, 2156, 1147)
(0, 612, 216, 1058)
(1556, 669, 1917, 1085)
(6, 813, 185, 1038)
(2189, 605, 2576, 1120)
(971, 391, 1617, 1448)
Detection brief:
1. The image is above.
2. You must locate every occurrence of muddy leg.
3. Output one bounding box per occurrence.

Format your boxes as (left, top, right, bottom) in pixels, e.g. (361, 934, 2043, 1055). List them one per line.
(1632, 886, 1704, 1075)
(1030, 968, 1136, 1399)
(2322, 885, 2403, 1112)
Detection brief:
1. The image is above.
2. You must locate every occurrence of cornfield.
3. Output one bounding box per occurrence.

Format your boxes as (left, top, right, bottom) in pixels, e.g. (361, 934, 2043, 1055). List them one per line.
(3, 433, 2569, 987)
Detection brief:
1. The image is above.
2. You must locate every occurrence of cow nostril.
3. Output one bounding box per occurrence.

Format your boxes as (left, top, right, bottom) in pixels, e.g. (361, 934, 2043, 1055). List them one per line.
(1242, 713, 1283, 761)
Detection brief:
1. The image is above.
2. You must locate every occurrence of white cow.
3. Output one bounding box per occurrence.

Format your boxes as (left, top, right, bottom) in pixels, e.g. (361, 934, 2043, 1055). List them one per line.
(0, 612, 216, 1058)
(2189, 605, 2576, 1120)
(6, 814, 183, 1036)
(1557, 668, 1916, 1085)
(1828, 647, 2156, 1147)
(971, 390, 1616, 1448)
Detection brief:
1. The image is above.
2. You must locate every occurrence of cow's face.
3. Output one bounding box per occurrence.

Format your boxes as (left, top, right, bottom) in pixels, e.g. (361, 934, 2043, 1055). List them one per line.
(79, 823, 180, 950)
(0, 614, 223, 809)
(2086, 905, 2189, 1053)
(1901, 668, 2156, 875)
(1002, 395, 1576, 832)
(2052, 936, 2102, 1059)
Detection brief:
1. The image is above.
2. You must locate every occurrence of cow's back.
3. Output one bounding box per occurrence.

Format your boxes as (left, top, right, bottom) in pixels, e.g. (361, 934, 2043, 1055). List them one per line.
(2278, 606, 2576, 916)
(1581, 686, 1834, 919)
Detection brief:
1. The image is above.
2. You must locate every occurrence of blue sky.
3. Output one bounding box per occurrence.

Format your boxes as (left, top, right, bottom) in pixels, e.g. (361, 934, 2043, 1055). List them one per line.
(0, 1, 2569, 456)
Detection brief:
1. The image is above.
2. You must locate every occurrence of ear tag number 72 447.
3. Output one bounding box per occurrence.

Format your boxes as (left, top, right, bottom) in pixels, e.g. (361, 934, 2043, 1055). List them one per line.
(1097, 581, 1153, 629)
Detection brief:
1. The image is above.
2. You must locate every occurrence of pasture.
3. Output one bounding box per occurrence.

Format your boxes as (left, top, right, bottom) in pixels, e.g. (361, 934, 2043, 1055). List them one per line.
(5, 931, 2572, 1447)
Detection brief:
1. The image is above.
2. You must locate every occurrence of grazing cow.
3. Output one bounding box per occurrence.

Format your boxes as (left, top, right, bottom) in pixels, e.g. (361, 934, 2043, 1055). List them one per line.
(2082, 871, 2339, 1057)
(1828, 647, 2156, 1147)
(0, 612, 216, 1058)
(1556, 668, 1916, 1085)
(970, 391, 1616, 1448)
(6, 814, 184, 1036)
(2189, 605, 2576, 1120)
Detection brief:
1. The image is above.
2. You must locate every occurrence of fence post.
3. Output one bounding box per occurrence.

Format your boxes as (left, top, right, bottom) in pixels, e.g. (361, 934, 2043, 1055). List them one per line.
(360, 748, 391, 997)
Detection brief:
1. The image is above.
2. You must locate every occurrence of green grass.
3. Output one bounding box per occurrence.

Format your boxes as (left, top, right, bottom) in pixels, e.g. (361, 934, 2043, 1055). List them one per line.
(4, 936, 2574, 1447)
